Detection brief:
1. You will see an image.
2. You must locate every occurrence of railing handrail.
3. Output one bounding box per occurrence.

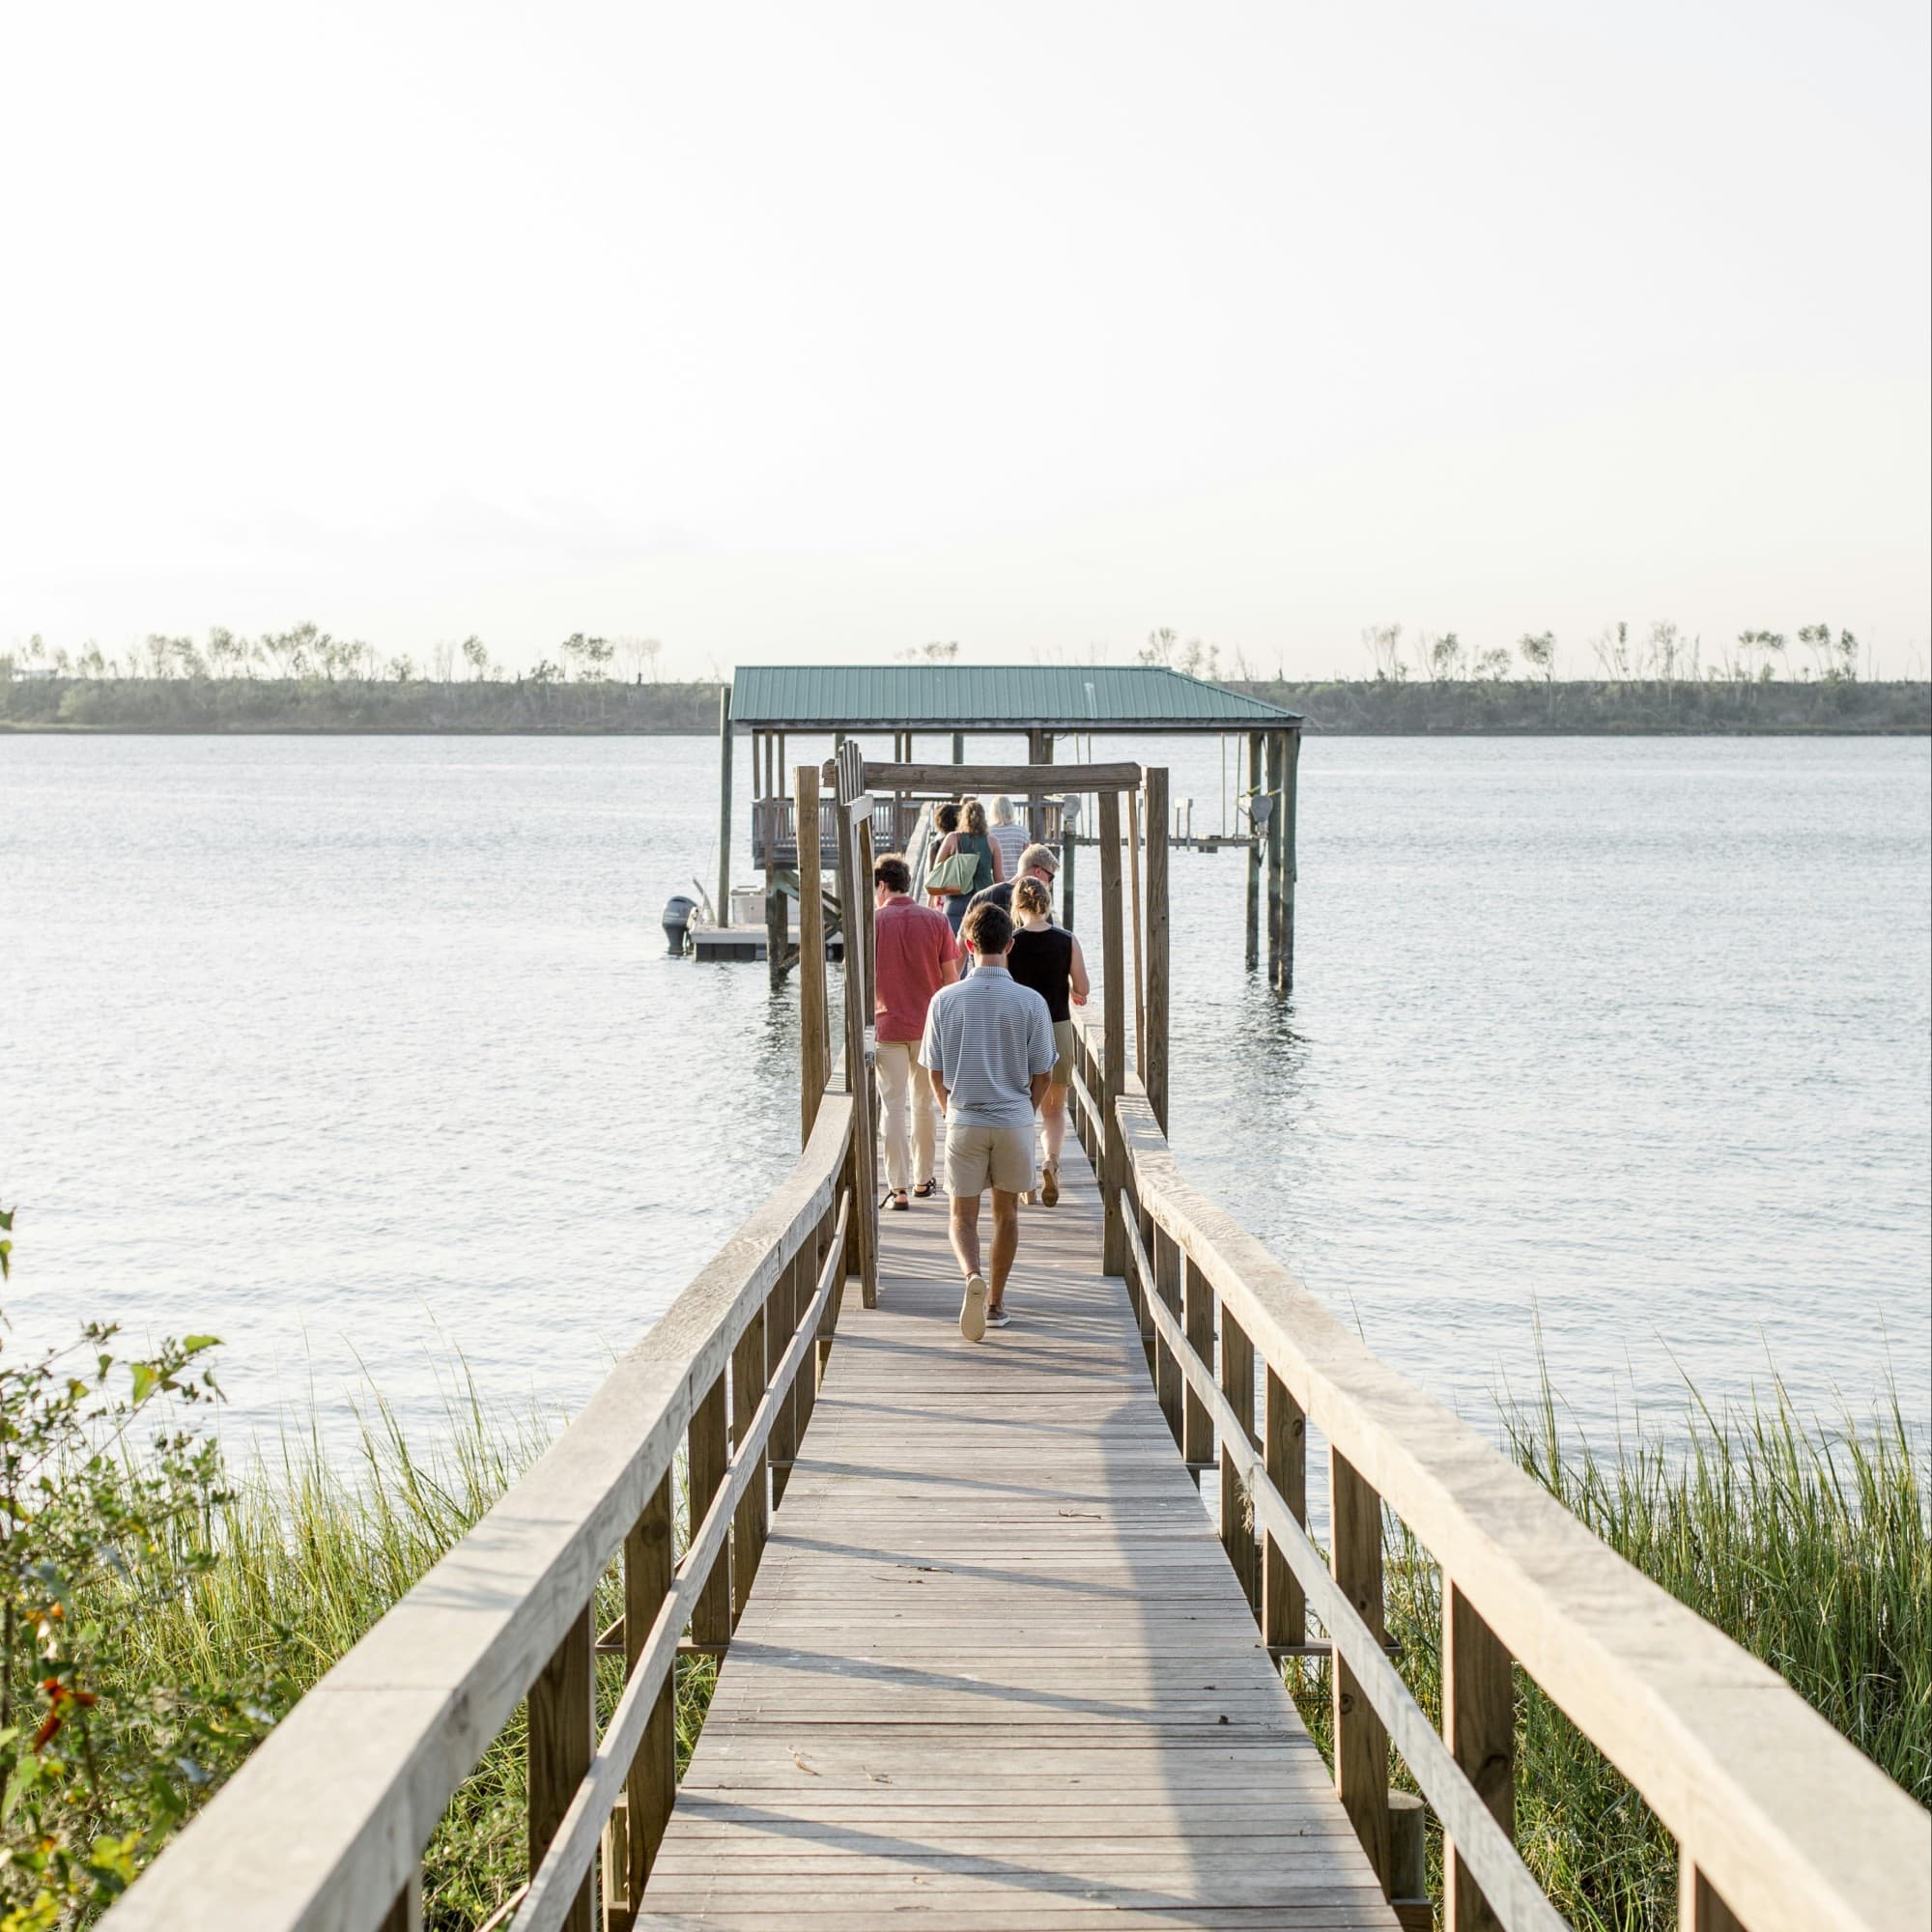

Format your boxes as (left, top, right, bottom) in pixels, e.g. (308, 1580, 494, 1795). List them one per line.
(1086, 1021, 1928, 1932)
(102, 1089, 858, 1932)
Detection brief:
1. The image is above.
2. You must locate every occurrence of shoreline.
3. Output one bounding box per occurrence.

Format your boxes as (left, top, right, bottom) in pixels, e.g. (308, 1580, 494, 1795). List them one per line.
(3, 674, 1924, 737)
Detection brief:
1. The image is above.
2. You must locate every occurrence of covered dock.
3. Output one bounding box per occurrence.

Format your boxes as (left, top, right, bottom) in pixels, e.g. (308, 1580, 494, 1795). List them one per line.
(712, 664, 1304, 991)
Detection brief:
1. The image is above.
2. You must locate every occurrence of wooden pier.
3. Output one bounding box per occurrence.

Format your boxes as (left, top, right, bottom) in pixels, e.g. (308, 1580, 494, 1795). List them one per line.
(102, 755, 1930, 1932)
(639, 1146, 1403, 1930)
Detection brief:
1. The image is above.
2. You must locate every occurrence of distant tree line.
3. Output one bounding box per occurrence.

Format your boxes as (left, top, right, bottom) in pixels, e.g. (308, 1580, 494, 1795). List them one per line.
(0, 624, 669, 687)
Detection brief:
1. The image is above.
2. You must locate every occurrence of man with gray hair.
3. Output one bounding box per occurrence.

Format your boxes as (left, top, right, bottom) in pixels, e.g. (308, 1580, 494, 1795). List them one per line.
(920, 899, 1055, 1340)
(963, 840, 1058, 925)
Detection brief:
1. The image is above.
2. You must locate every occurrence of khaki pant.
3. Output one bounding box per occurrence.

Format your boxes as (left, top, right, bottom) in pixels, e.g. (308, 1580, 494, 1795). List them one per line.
(874, 1039, 937, 1192)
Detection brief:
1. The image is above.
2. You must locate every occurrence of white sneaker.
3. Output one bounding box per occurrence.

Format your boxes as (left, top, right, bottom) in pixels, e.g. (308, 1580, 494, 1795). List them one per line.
(959, 1273, 989, 1343)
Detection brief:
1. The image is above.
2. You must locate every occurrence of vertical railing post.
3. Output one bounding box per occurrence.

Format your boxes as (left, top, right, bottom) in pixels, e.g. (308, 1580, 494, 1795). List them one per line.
(1331, 1449, 1391, 1893)
(378, 1873, 422, 1932)
(1218, 1304, 1259, 1614)
(612, 1473, 675, 1924)
(1142, 765, 1170, 1135)
(730, 1300, 770, 1623)
(768, 1248, 801, 1506)
(1181, 1256, 1214, 1469)
(689, 1374, 730, 1654)
(528, 1602, 595, 1932)
(1678, 1862, 1747, 1932)
(795, 764, 829, 1142)
(1097, 789, 1126, 1277)
(1444, 1580, 1515, 1932)
(1263, 1369, 1307, 1649)
(1152, 1226, 1183, 1448)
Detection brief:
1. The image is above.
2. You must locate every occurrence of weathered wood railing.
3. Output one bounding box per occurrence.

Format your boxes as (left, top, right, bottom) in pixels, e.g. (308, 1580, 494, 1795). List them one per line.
(104, 1092, 857, 1932)
(1067, 1018, 1930, 1932)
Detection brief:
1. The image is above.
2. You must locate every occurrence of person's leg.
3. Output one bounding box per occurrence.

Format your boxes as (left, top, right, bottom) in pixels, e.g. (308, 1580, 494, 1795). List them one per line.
(874, 1041, 912, 1195)
(948, 1191, 982, 1281)
(988, 1189, 1020, 1306)
(911, 1067, 937, 1190)
(985, 1125, 1032, 1308)
(946, 1125, 993, 1342)
(1039, 1084, 1067, 1170)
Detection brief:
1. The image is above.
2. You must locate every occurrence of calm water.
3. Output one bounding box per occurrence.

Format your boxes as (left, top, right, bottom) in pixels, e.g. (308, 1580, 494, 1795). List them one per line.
(4, 734, 1927, 1457)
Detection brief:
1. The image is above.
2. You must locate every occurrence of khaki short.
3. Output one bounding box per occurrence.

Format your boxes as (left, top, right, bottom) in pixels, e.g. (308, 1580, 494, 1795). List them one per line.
(945, 1122, 1035, 1197)
(1049, 1019, 1076, 1088)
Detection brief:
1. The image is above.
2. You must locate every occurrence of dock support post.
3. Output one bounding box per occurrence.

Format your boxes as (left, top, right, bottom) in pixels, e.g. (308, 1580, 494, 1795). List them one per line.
(765, 870, 787, 988)
(951, 729, 965, 765)
(1244, 731, 1262, 969)
(796, 764, 830, 1141)
(1143, 765, 1169, 1135)
(834, 745, 878, 1308)
(1265, 731, 1286, 991)
(1331, 1449, 1392, 1893)
(1444, 1581, 1515, 1932)
(1263, 1370, 1307, 1648)
(1097, 787, 1126, 1277)
(716, 687, 733, 928)
(1281, 725, 1300, 992)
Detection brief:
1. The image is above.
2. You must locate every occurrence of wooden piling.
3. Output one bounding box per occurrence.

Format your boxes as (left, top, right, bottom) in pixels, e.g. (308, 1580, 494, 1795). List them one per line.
(716, 687, 733, 928)
(1281, 725, 1300, 991)
(795, 764, 829, 1141)
(1126, 788, 1146, 1082)
(1244, 731, 1262, 969)
(1143, 765, 1169, 1135)
(1097, 787, 1126, 1277)
(1265, 730, 1287, 992)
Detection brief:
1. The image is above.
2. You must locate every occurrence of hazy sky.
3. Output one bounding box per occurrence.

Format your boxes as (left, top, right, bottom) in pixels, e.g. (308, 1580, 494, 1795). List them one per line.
(4, 1, 1927, 678)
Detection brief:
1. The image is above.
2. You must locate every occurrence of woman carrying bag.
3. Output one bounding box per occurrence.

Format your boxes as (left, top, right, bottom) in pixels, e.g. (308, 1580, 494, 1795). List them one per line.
(926, 798, 1003, 934)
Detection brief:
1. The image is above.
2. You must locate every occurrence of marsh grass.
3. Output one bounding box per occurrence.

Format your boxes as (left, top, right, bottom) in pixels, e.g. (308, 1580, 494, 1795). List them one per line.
(93, 1374, 716, 1931)
(1286, 1370, 1929, 1930)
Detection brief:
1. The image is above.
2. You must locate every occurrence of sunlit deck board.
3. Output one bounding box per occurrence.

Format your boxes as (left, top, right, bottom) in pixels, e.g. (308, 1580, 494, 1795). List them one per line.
(638, 1142, 1399, 1929)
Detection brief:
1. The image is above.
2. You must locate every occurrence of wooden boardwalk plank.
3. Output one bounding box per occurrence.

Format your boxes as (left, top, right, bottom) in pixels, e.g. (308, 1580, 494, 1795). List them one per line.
(639, 1146, 1398, 1929)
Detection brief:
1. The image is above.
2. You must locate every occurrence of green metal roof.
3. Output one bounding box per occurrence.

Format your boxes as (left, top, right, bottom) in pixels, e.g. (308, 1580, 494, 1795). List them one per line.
(729, 665, 1299, 732)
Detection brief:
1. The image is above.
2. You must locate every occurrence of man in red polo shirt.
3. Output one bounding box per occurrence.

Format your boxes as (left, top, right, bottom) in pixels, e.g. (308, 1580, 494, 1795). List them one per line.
(872, 850, 960, 1209)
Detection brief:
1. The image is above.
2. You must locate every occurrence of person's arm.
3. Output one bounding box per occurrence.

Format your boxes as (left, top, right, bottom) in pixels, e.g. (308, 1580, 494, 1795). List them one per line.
(920, 1007, 949, 1113)
(1027, 1001, 1055, 1112)
(1068, 933, 1091, 1006)
(938, 923, 962, 984)
(989, 836, 1005, 883)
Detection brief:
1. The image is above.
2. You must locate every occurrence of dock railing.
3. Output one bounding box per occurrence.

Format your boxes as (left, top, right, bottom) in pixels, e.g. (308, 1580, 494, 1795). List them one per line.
(1066, 1016, 1930, 1932)
(103, 1088, 857, 1932)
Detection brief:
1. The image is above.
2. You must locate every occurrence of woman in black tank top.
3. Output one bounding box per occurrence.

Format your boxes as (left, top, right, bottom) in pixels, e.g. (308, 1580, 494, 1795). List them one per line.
(1007, 877, 1090, 1205)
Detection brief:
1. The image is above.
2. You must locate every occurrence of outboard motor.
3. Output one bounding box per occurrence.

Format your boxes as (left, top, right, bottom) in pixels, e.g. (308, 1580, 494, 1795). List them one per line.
(661, 894, 696, 955)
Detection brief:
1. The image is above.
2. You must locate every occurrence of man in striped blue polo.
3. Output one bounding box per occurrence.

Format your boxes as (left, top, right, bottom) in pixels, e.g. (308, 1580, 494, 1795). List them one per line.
(919, 899, 1057, 1341)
